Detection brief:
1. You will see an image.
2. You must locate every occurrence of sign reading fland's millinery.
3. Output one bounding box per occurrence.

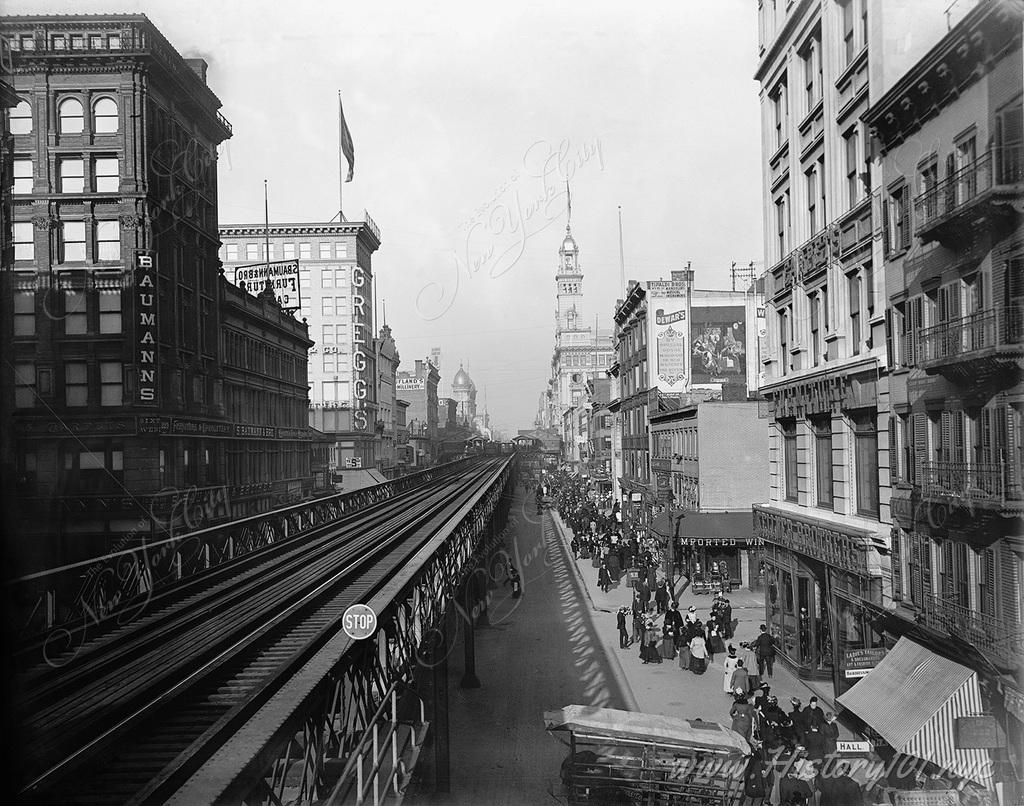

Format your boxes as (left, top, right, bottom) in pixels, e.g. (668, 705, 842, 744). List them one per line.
(135, 250, 159, 406)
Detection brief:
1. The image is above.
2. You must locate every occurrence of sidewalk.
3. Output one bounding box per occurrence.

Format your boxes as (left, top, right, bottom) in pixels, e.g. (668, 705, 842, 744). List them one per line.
(551, 510, 859, 740)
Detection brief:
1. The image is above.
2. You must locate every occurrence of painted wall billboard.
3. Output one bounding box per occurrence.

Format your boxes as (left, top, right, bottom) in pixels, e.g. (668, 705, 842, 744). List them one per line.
(647, 280, 690, 393)
(232, 259, 300, 312)
(690, 305, 746, 389)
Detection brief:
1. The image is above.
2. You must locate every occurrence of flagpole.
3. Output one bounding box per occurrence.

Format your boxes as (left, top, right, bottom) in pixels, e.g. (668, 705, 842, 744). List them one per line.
(338, 90, 344, 223)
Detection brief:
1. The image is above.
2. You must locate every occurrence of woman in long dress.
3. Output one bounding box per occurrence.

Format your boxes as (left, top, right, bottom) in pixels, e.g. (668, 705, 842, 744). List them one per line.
(722, 645, 740, 694)
(659, 622, 676, 660)
(688, 631, 708, 675)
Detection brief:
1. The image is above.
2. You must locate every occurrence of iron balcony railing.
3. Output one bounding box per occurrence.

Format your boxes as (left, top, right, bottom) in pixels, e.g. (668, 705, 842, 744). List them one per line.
(915, 304, 1024, 365)
(914, 146, 1024, 234)
(920, 460, 1021, 505)
(922, 592, 1024, 669)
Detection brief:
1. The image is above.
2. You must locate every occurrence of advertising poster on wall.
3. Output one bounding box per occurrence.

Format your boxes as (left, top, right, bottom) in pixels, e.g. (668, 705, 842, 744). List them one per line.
(646, 279, 690, 393)
(690, 305, 746, 390)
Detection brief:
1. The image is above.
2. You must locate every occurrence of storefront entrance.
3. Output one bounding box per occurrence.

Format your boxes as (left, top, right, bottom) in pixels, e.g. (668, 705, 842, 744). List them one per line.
(762, 544, 833, 679)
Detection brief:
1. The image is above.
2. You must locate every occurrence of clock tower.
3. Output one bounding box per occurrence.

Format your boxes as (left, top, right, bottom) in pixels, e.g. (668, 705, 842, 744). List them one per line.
(555, 211, 584, 331)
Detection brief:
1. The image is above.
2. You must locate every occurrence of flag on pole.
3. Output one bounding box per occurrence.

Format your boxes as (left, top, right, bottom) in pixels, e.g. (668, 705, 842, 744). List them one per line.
(339, 92, 355, 183)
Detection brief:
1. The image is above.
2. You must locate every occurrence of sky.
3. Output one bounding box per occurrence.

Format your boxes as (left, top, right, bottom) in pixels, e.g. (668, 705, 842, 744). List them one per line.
(8, 0, 767, 436)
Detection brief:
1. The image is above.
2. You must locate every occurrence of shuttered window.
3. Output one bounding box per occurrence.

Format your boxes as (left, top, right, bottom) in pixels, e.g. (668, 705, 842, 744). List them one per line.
(891, 528, 904, 601)
(912, 413, 927, 485)
(979, 548, 996, 617)
(998, 542, 1021, 624)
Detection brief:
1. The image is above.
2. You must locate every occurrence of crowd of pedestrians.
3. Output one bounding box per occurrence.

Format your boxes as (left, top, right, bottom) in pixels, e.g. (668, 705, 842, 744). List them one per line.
(546, 470, 880, 805)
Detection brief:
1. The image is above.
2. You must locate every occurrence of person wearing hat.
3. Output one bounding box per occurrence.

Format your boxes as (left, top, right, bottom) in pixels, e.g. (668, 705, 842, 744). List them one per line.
(789, 698, 810, 747)
(616, 606, 630, 649)
(751, 623, 777, 679)
(730, 692, 754, 741)
(822, 711, 839, 759)
(722, 644, 740, 694)
(664, 601, 684, 648)
(806, 696, 826, 730)
(730, 658, 750, 694)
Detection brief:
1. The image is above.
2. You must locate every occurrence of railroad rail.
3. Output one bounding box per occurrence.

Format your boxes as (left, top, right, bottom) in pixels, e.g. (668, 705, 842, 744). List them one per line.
(15, 456, 514, 805)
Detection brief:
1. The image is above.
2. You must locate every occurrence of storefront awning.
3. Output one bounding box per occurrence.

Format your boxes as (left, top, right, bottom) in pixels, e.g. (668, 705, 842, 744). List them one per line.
(837, 637, 991, 786)
(649, 511, 754, 540)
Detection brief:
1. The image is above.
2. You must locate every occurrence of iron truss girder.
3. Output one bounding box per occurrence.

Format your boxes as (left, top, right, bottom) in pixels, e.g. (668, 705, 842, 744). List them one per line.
(199, 458, 517, 806)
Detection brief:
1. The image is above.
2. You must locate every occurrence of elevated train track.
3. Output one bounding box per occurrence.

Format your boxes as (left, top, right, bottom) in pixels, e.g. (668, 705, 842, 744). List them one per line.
(14, 456, 514, 805)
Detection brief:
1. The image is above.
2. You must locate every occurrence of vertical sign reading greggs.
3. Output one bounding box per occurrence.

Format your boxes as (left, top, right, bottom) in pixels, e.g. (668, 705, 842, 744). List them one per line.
(135, 250, 159, 405)
(351, 264, 369, 430)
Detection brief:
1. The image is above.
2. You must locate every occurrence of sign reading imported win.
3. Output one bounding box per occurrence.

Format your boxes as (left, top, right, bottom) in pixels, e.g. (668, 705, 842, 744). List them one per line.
(233, 260, 301, 312)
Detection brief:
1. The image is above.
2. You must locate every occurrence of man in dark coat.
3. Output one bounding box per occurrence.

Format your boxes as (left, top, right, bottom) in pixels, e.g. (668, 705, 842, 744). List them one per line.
(751, 623, 776, 678)
(722, 598, 734, 638)
(789, 698, 810, 747)
(805, 696, 826, 730)
(616, 607, 630, 648)
(822, 711, 839, 759)
(664, 601, 684, 647)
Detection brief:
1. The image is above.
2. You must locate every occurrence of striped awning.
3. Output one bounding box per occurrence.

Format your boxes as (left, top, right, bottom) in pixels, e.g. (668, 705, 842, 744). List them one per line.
(837, 637, 991, 786)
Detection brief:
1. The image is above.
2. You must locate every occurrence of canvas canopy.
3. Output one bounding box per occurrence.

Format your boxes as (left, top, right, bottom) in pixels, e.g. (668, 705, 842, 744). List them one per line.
(543, 705, 750, 757)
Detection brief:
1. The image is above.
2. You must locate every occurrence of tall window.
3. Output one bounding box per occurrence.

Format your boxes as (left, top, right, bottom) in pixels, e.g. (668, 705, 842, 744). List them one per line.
(775, 195, 787, 258)
(801, 32, 821, 113)
(283, 242, 296, 259)
(809, 292, 821, 367)
(323, 353, 336, 373)
(779, 308, 789, 375)
(95, 220, 120, 260)
(59, 158, 85, 193)
(954, 136, 977, 204)
(852, 411, 879, 518)
(100, 362, 123, 406)
(841, 0, 856, 65)
(94, 157, 119, 192)
(99, 288, 122, 333)
(58, 98, 84, 134)
(65, 362, 88, 406)
(322, 324, 334, 343)
(845, 127, 860, 207)
(321, 267, 334, 288)
(806, 168, 817, 233)
(919, 160, 938, 220)
(813, 416, 833, 508)
(14, 222, 34, 261)
(246, 243, 258, 260)
(299, 243, 312, 259)
(817, 156, 826, 227)
(14, 289, 35, 336)
(15, 364, 35, 408)
(319, 242, 331, 259)
(782, 419, 798, 502)
(13, 158, 32, 194)
(64, 289, 87, 334)
(886, 184, 910, 254)
(92, 97, 119, 133)
(848, 272, 861, 356)
(322, 297, 335, 316)
(9, 100, 32, 134)
(61, 221, 86, 262)
(771, 77, 788, 150)
(995, 100, 1023, 184)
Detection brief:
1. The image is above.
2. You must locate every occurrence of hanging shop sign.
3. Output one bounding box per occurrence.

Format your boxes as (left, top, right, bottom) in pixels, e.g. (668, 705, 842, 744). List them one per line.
(836, 741, 872, 753)
(233, 259, 300, 311)
(843, 647, 888, 679)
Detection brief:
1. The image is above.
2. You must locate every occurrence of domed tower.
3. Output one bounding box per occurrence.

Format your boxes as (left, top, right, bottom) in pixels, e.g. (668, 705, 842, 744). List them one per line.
(451, 364, 477, 425)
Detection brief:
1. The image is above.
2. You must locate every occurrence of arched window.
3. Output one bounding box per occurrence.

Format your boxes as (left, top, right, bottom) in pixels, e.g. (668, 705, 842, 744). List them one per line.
(9, 100, 32, 135)
(58, 98, 84, 134)
(92, 97, 118, 133)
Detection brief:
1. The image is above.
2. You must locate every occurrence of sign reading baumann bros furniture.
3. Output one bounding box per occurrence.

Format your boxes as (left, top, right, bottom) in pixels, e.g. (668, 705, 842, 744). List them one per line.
(135, 250, 158, 406)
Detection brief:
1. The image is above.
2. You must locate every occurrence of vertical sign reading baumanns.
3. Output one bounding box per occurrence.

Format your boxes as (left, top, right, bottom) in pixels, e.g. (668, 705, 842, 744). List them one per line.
(135, 250, 159, 405)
